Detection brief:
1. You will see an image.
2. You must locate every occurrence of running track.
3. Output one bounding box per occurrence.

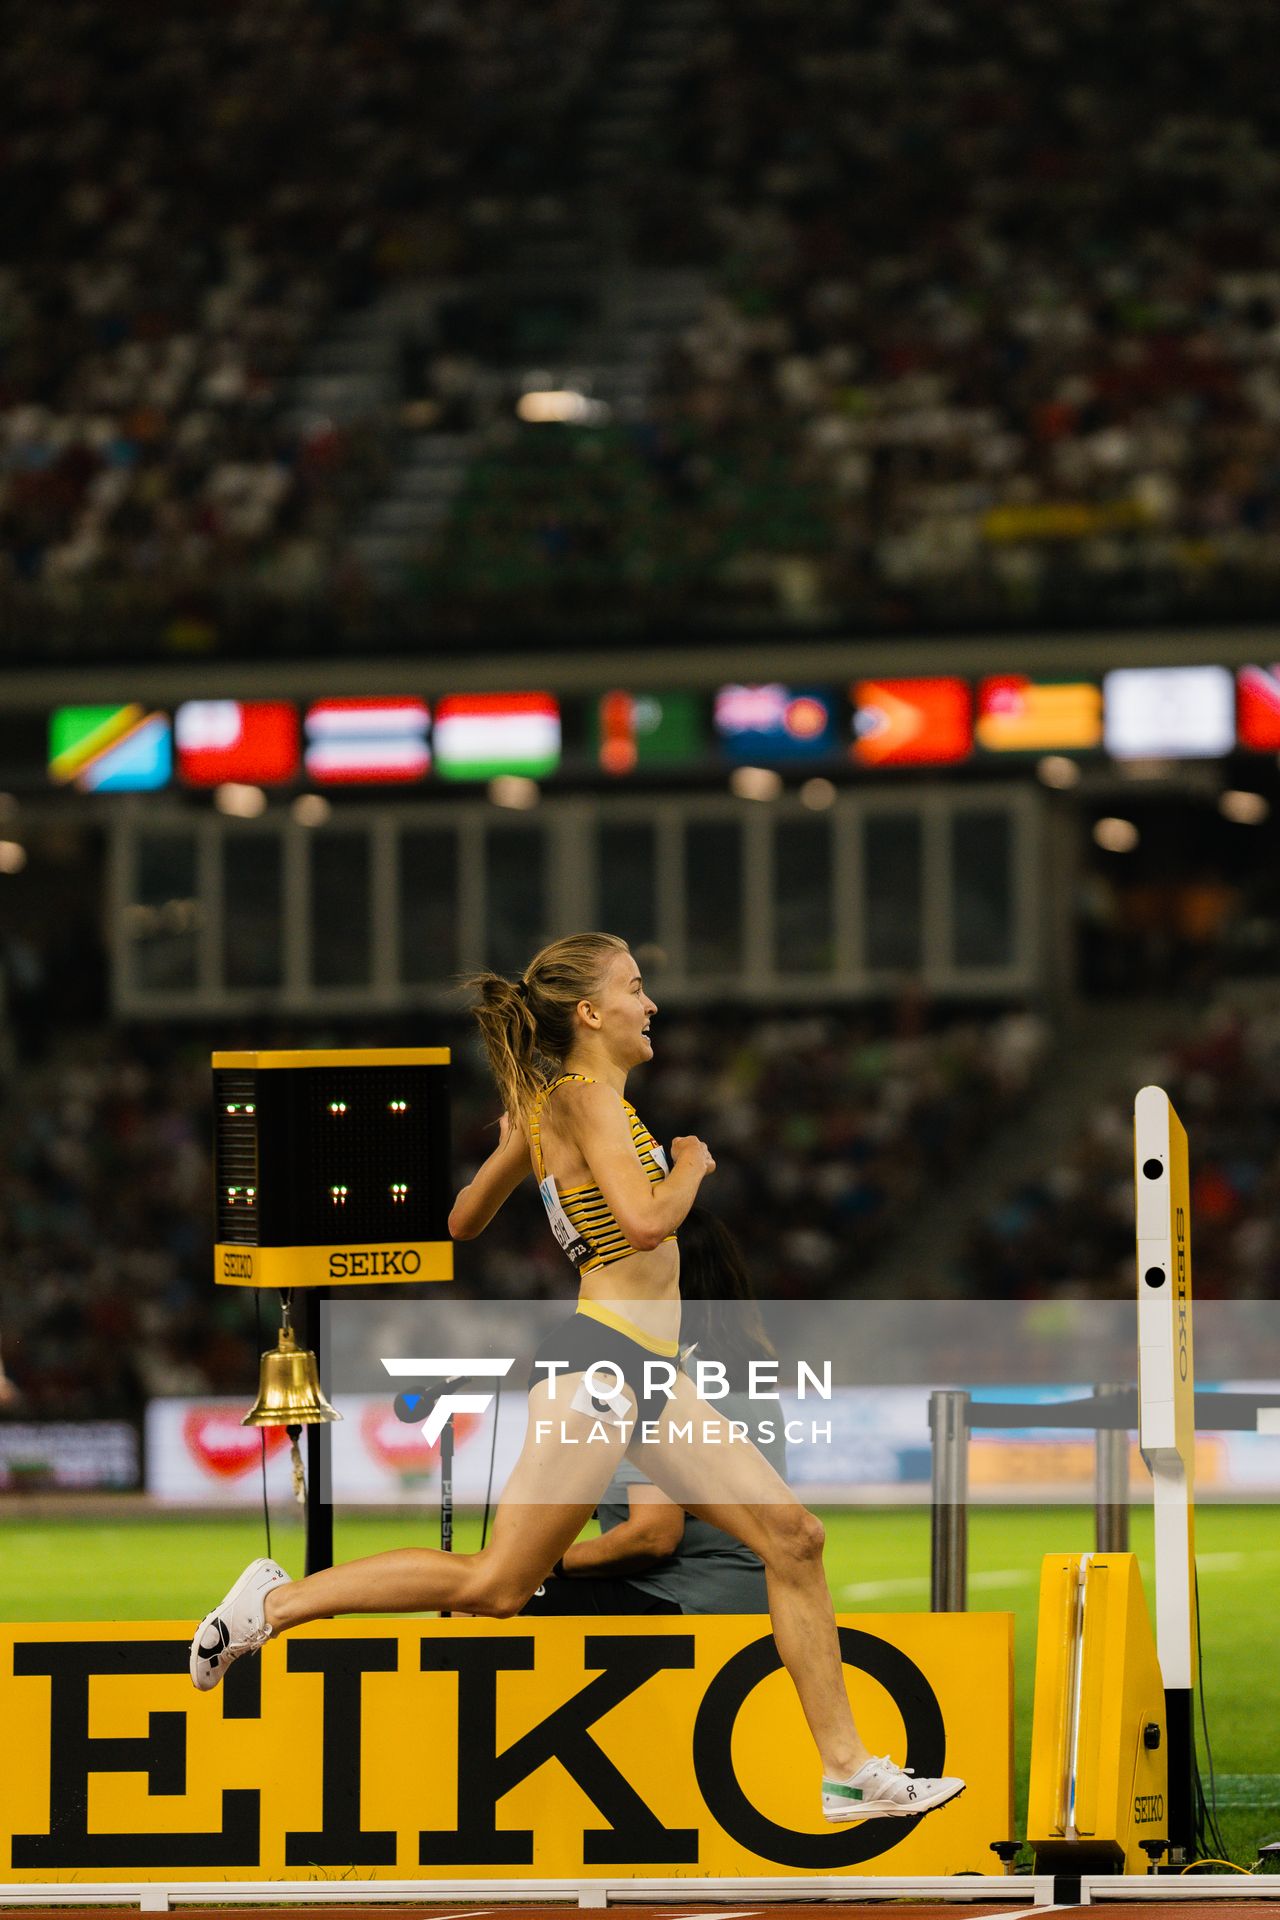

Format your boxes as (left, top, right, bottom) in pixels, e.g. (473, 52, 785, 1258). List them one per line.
(5, 1903, 1278, 1919)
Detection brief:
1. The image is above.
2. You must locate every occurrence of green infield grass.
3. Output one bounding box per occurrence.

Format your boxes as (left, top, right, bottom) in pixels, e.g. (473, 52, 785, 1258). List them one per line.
(1, 1501, 1275, 1867)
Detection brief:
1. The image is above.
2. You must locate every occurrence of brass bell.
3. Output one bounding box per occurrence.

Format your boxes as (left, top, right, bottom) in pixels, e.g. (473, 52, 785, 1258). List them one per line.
(244, 1319, 341, 1504)
(243, 1324, 341, 1430)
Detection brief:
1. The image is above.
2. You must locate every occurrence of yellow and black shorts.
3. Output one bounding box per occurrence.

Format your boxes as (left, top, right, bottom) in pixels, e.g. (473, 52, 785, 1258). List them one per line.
(528, 1307, 680, 1429)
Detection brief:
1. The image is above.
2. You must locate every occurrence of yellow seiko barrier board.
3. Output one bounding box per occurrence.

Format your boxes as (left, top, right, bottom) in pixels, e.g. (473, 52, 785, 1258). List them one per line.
(1, 1614, 1012, 1882)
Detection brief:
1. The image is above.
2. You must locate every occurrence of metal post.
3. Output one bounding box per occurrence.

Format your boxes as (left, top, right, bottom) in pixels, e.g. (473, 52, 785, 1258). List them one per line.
(299, 1288, 333, 1576)
(1094, 1383, 1130, 1554)
(441, 1413, 454, 1555)
(438, 1410, 455, 1619)
(929, 1389, 970, 1611)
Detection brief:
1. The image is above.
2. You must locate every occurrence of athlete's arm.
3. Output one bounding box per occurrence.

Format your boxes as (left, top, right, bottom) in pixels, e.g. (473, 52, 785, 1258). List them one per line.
(448, 1113, 531, 1240)
(559, 1080, 714, 1250)
(558, 1483, 684, 1576)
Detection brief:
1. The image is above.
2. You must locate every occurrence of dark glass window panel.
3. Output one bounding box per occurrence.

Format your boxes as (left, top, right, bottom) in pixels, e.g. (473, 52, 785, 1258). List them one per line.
(685, 821, 743, 975)
(776, 818, 834, 973)
(952, 810, 1015, 968)
(311, 832, 371, 988)
(864, 814, 923, 971)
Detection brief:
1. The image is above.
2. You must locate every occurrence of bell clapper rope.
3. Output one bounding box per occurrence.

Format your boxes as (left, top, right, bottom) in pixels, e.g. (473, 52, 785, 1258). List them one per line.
(278, 1290, 303, 1503)
(281, 1292, 305, 1502)
(287, 1423, 305, 1503)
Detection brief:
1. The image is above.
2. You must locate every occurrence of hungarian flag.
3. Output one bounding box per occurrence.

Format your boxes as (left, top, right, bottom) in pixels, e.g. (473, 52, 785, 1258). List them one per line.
(434, 692, 561, 781)
(175, 701, 300, 786)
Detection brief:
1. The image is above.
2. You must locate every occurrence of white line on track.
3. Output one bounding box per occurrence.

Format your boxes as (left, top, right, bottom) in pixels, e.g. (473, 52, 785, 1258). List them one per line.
(1194, 1546, 1280, 1574)
(841, 1547, 1280, 1603)
(837, 1574, 930, 1600)
(990, 1905, 1079, 1919)
(838, 1568, 1033, 1601)
(970, 1568, 1036, 1589)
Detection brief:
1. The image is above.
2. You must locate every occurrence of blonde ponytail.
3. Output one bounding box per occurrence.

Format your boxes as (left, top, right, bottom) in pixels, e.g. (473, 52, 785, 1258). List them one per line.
(465, 931, 629, 1118)
(465, 972, 544, 1120)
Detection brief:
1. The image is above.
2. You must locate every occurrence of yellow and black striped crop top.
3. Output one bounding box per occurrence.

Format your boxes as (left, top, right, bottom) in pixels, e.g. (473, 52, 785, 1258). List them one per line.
(529, 1073, 675, 1272)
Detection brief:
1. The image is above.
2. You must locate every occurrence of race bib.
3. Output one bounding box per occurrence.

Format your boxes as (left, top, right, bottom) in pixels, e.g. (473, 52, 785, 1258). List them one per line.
(570, 1368, 634, 1424)
(651, 1142, 670, 1174)
(538, 1174, 596, 1269)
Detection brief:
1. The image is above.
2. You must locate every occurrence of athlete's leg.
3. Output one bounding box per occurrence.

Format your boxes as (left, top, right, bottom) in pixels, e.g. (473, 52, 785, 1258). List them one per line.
(635, 1370, 869, 1780)
(263, 1379, 630, 1633)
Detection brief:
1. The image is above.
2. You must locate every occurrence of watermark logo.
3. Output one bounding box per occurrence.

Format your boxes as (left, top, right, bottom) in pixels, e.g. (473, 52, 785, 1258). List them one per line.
(378, 1348, 836, 1452)
(381, 1357, 515, 1445)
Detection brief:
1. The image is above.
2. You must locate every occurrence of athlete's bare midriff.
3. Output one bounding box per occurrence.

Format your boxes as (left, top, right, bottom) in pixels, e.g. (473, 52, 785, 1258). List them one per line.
(578, 1243, 682, 1347)
(533, 1097, 682, 1347)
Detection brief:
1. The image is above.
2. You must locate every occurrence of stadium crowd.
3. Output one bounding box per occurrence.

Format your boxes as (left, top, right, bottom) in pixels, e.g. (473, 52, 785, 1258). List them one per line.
(4, 0, 1280, 652)
(961, 996, 1280, 1299)
(0, 0, 603, 655)
(440, 0, 1280, 628)
(13, 981, 1280, 1423)
(656, 0, 1280, 630)
(0, 1006, 1047, 1419)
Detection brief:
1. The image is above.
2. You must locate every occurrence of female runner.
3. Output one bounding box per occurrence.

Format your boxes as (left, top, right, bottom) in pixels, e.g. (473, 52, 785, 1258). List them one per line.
(522, 1206, 784, 1615)
(190, 932, 964, 1826)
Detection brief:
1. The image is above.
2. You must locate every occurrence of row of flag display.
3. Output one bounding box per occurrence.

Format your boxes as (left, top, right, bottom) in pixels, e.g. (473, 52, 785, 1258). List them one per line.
(713, 666, 1272, 766)
(44, 667, 1280, 792)
(685, 667, 1267, 767)
(48, 695, 562, 792)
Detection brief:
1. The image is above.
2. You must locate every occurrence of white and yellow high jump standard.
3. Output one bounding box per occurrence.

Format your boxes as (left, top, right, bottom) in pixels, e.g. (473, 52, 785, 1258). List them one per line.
(1134, 1082, 1198, 1863)
(1023, 1085, 1276, 1902)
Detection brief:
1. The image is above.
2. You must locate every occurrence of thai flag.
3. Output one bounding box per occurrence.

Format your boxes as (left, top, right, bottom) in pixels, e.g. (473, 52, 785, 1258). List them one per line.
(303, 699, 431, 784)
